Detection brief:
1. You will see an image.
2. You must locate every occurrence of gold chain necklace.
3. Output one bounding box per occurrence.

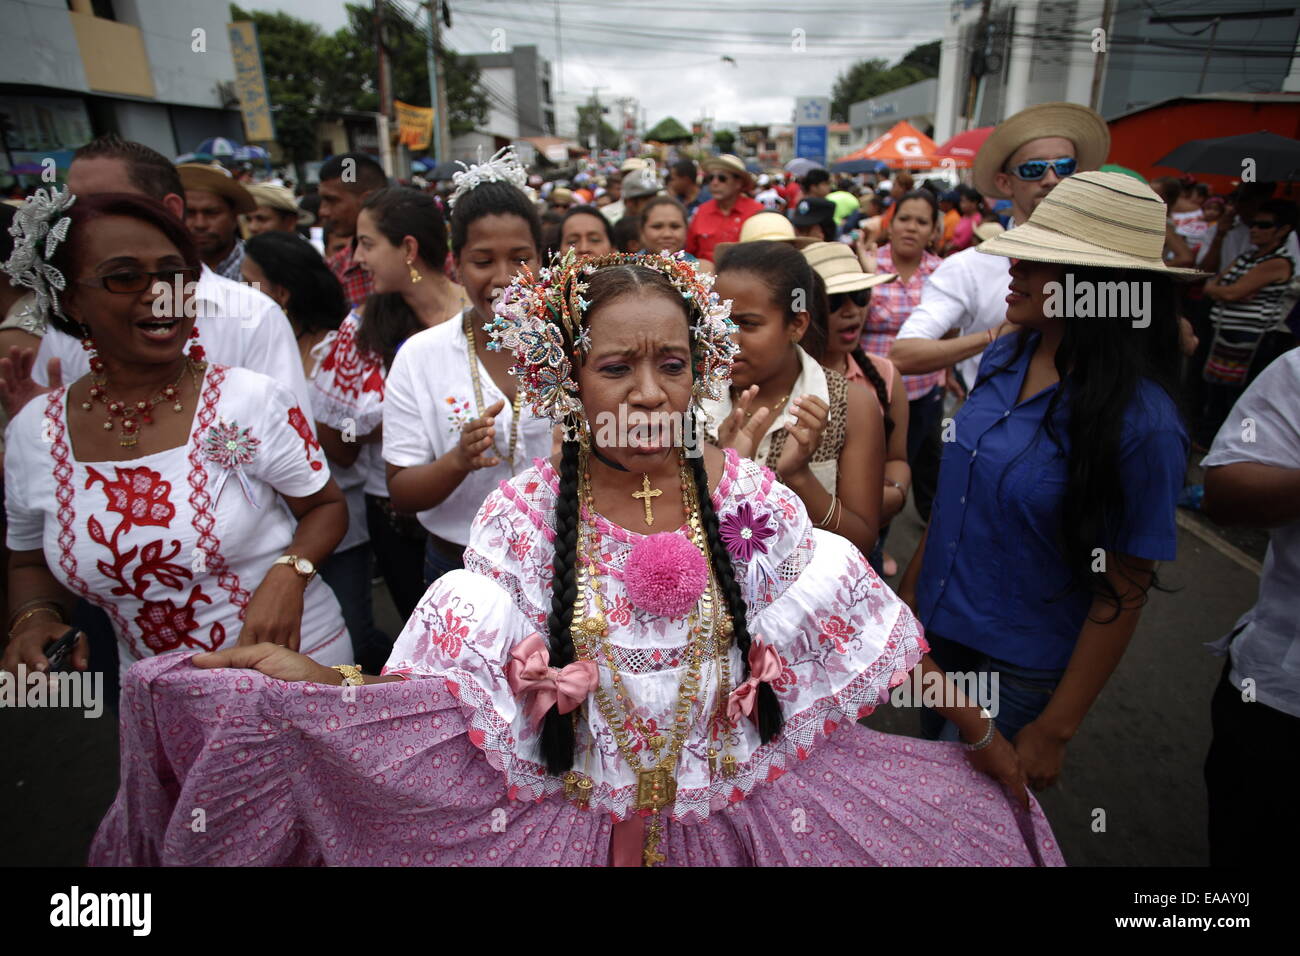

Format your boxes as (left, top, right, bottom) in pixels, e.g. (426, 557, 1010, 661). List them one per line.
(82, 358, 205, 448)
(463, 308, 523, 474)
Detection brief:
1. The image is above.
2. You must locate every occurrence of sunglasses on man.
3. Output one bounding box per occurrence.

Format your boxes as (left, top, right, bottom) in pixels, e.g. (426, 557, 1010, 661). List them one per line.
(1247, 219, 1280, 230)
(1008, 157, 1077, 181)
(76, 268, 202, 293)
(706, 173, 732, 184)
(828, 288, 871, 312)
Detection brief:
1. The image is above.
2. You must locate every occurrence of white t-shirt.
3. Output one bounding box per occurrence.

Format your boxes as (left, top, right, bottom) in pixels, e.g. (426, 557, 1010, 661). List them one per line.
(894, 245, 1010, 389)
(382, 310, 554, 545)
(4, 365, 350, 681)
(35, 265, 313, 422)
(1203, 347, 1300, 719)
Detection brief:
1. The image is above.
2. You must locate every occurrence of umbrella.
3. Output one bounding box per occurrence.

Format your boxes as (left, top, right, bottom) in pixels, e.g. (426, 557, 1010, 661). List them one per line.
(430, 160, 461, 181)
(934, 125, 994, 168)
(1156, 131, 1300, 182)
(832, 158, 887, 175)
(840, 121, 939, 169)
(234, 145, 270, 162)
(1100, 162, 1146, 183)
(194, 137, 240, 158)
(409, 157, 433, 172)
(744, 158, 762, 173)
(785, 157, 825, 177)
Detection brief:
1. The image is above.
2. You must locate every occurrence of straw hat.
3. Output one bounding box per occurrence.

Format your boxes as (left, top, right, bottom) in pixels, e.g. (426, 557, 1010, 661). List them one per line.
(973, 102, 1110, 200)
(713, 211, 816, 256)
(700, 153, 754, 191)
(976, 170, 1208, 276)
(245, 183, 314, 225)
(177, 162, 255, 214)
(802, 241, 897, 294)
(973, 221, 1005, 242)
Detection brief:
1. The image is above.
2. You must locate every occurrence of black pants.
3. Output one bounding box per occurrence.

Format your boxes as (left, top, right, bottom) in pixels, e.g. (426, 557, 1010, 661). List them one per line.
(906, 384, 945, 523)
(364, 494, 428, 623)
(1204, 660, 1300, 866)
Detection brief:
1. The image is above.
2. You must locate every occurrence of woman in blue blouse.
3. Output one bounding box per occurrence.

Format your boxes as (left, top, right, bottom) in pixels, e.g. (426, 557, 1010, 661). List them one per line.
(899, 171, 1201, 792)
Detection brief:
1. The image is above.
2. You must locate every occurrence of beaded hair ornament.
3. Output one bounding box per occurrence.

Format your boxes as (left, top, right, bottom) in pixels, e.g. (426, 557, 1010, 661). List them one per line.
(3, 186, 77, 324)
(485, 248, 739, 441)
(448, 145, 529, 209)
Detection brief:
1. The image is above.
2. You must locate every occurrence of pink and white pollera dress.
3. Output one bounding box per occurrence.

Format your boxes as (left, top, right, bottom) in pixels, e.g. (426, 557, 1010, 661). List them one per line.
(88, 450, 1063, 866)
(4, 364, 351, 683)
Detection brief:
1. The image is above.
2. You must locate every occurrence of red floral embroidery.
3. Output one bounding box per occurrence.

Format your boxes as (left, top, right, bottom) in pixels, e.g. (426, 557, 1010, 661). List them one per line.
(431, 607, 469, 659)
(318, 317, 385, 401)
(287, 406, 324, 471)
(135, 586, 214, 653)
(86, 466, 175, 530)
(771, 649, 798, 694)
(606, 593, 632, 627)
(817, 615, 857, 654)
(508, 532, 530, 561)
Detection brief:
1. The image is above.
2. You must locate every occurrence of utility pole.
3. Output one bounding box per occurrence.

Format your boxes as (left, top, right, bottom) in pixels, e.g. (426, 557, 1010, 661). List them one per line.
(425, 0, 451, 162)
(1089, 0, 1115, 111)
(375, 0, 395, 176)
(554, 0, 563, 94)
(964, 0, 992, 127)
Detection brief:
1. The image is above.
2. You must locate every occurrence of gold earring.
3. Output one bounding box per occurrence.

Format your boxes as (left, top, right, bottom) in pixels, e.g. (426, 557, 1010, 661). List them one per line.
(408, 261, 422, 284)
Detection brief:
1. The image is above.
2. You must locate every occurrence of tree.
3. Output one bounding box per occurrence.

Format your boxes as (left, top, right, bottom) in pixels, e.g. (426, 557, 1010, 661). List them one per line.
(713, 129, 736, 155)
(577, 101, 619, 151)
(829, 40, 942, 122)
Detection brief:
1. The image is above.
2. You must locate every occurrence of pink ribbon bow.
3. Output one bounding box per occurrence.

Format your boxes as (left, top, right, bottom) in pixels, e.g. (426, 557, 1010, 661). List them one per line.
(726, 637, 782, 723)
(505, 634, 599, 729)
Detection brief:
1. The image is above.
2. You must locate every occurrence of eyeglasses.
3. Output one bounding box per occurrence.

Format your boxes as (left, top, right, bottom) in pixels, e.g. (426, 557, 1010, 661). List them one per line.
(1248, 219, 1279, 229)
(706, 173, 731, 183)
(828, 288, 870, 311)
(1008, 157, 1077, 181)
(76, 268, 202, 294)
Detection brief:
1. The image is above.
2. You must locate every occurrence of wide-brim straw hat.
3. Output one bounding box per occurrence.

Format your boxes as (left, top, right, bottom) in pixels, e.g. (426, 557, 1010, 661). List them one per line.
(177, 162, 255, 214)
(701, 153, 754, 191)
(976, 170, 1208, 276)
(802, 241, 897, 294)
(973, 221, 1005, 242)
(714, 211, 817, 256)
(973, 102, 1110, 200)
(245, 183, 314, 225)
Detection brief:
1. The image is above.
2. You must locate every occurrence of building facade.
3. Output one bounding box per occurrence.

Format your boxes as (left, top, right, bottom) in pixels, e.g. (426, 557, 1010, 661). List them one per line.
(849, 78, 938, 146)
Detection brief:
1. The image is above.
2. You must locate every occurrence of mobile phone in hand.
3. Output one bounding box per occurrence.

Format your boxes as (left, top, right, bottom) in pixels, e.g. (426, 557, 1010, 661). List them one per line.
(43, 627, 80, 672)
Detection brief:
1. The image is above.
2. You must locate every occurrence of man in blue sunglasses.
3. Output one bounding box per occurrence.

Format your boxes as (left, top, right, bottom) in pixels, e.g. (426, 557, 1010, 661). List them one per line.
(889, 102, 1109, 398)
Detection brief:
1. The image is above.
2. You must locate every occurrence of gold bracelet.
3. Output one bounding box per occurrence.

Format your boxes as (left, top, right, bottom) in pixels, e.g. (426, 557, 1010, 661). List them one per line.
(817, 495, 840, 529)
(831, 497, 844, 532)
(8, 605, 64, 639)
(331, 664, 364, 686)
(7, 597, 63, 629)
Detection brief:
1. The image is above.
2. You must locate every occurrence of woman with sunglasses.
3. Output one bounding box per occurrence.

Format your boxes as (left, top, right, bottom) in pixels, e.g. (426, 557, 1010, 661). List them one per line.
(685, 155, 762, 265)
(2, 192, 352, 684)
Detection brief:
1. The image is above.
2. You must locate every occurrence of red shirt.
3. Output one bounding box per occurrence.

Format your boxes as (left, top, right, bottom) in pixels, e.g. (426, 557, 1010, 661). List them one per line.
(328, 242, 375, 312)
(686, 195, 763, 263)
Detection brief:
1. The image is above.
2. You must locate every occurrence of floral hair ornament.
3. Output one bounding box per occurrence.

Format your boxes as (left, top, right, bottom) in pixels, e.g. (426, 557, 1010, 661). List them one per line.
(485, 248, 739, 441)
(448, 145, 529, 209)
(3, 186, 77, 325)
(203, 418, 261, 508)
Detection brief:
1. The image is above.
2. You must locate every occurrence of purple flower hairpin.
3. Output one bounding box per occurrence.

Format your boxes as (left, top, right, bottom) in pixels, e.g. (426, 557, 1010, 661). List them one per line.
(203, 418, 261, 508)
(719, 502, 775, 563)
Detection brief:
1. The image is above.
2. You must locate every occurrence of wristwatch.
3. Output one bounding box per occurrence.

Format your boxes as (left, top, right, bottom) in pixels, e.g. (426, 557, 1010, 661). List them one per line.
(273, 554, 316, 582)
(963, 708, 996, 752)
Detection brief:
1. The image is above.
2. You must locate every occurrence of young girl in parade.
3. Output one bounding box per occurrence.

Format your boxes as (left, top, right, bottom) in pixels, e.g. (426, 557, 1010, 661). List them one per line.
(311, 186, 465, 624)
(704, 240, 882, 555)
(380, 149, 554, 587)
(88, 247, 1062, 868)
(3, 191, 351, 681)
(899, 172, 1192, 792)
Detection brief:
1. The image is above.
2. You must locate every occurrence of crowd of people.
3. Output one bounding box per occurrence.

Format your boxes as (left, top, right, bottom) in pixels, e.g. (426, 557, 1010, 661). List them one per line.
(0, 96, 1296, 867)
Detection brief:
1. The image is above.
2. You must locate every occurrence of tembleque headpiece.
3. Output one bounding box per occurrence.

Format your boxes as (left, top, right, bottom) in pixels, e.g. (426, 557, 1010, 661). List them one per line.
(3, 186, 77, 324)
(448, 146, 529, 209)
(485, 248, 739, 441)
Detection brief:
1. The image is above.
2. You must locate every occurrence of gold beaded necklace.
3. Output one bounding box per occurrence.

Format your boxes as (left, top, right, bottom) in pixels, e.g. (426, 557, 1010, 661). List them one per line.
(463, 308, 523, 474)
(82, 357, 205, 448)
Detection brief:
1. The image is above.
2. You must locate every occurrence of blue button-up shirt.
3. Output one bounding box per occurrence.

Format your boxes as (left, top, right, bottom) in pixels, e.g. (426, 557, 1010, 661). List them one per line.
(917, 333, 1188, 670)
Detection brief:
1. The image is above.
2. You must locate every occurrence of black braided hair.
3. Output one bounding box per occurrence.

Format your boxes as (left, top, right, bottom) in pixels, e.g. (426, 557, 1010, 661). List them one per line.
(853, 345, 895, 441)
(540, 438, 581, 773)
(687, 435, 784, 743)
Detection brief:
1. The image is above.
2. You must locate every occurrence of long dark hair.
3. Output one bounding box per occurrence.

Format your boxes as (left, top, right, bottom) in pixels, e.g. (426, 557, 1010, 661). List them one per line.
(243, 232, 347, 335)
(973, 265, 1183, 619)
(715, 240, 827, 359)
(805, 270, 894, 440)
(355, 186, 447, 367)
(538, 263, 783, 773)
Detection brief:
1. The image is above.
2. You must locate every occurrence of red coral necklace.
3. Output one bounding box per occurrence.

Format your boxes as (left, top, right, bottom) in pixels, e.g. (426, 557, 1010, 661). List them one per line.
(80, 335, 207, 448)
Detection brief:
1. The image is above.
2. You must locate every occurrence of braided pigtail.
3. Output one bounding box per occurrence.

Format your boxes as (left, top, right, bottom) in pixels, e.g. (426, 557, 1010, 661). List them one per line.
(687, 440, 784, 743)
(539, 438, 581, 773)
(854, 347, 894, 441)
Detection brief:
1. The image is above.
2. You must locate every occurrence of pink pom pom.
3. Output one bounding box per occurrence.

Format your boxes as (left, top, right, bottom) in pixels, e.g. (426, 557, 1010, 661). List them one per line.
(623, 532, 709, 619)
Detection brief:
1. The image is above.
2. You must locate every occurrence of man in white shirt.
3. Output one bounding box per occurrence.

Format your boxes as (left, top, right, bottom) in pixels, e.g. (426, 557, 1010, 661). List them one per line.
(889, 103, 1110, 391)
(15, 134, 311, 416)
(1201, 346, 1300, 866)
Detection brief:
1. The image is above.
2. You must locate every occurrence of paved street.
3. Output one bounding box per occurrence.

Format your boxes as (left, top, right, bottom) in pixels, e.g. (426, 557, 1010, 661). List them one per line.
(0, 499, 1259, 867)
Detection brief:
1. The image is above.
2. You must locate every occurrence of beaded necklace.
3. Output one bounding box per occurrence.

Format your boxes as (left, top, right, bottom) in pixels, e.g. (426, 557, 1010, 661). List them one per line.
(463, 308, 524, 474)
(82, 356, 206, 448)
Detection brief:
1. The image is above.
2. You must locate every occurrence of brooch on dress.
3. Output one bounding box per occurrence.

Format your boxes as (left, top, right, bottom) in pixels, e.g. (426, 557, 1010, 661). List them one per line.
(719, 503, 777, 598)
(203, 418, 260, 508)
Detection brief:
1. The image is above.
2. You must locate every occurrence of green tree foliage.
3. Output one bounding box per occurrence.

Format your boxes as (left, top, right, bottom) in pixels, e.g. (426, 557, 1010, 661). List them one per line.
(829, 40, 942, 122)
(713, 129, 736, 155)
(577, 101, 619, 151)
(229, 5, 327, 163)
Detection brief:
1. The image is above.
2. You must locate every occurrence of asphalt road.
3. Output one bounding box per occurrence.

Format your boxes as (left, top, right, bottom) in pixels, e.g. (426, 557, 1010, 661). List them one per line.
(0, 500, 1259, 867)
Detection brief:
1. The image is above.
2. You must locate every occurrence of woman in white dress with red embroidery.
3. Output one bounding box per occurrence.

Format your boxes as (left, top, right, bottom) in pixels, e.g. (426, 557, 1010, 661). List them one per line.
(2, 191, 351, 682)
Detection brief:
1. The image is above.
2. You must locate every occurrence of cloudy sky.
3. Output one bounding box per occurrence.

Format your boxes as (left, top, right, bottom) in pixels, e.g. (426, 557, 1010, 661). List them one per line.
(241, 0, 948, 129)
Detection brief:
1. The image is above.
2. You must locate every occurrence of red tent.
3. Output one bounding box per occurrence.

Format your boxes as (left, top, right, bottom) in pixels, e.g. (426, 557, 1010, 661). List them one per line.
(842, 121, 939, 169)
(934, 126, 995, 168)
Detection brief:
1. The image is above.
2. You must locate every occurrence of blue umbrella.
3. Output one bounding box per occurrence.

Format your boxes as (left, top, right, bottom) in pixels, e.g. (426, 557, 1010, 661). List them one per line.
(785, 157, 825, 177)
(195, 137, 240, 158)
(234, 145, 269, 162)
(832, 158, 887, 175)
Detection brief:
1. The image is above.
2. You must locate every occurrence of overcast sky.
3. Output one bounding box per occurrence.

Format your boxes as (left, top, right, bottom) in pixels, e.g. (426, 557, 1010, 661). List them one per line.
(239, 0, 947, 128)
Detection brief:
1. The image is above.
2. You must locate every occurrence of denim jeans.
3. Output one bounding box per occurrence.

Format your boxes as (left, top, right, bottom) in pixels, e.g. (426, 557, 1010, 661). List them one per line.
(318, 543, 391, 675)
(918, 632, 1065, 742)
(423, 536, 465, 588)
(364, 494, 428, 621)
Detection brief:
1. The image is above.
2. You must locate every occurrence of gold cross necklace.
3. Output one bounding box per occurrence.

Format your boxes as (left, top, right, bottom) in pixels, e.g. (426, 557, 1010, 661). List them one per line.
(631, 474, 663, 526)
